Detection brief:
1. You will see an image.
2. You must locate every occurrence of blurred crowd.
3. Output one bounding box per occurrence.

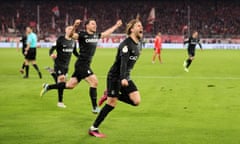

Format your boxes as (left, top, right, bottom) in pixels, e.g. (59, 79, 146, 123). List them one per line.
(0, 0, 239, 38)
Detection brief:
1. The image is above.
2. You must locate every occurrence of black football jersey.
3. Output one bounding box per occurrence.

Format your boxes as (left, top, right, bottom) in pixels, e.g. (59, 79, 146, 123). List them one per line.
(184, 36, 202, 50)
(20, 35, 27, 53)
(75, 31, 101, 66)
(108, 37, 141, 80)
(49, 36, 78, 68)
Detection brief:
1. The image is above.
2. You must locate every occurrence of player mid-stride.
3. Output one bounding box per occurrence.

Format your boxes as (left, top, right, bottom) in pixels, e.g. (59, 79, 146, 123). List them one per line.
(88, 19, 143, 138)
(46, 26, 79, 108)
(40, 18, 122, 113)
(183, 31, 202, 72)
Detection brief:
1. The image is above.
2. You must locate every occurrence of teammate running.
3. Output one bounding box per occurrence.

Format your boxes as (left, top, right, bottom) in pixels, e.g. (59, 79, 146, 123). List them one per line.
(88, 19, 143, 138)
(47, 26, 79, 108)
(17, 30, 27, 74)
(152, 32, 162, 64)
(40, 18, 122, 113)
(183, 31, 202, 72)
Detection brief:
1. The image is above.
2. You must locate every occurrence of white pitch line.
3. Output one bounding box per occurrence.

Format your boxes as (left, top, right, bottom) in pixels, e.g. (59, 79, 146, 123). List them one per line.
(98, 76, 240, 80)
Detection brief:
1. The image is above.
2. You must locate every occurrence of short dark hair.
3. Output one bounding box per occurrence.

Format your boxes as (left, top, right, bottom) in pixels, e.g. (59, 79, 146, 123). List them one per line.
(85, 18, 96, 26)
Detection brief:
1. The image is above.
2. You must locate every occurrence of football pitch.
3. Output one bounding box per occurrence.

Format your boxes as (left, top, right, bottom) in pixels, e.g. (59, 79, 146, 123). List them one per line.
(0, 48, 240, 144)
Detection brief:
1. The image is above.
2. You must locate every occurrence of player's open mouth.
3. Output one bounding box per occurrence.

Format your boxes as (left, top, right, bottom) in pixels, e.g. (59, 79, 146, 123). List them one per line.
(139, 31, 143, 34)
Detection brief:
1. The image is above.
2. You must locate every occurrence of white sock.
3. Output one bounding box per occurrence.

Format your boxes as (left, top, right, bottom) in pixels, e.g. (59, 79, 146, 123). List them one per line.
(90, 126, 98, 131)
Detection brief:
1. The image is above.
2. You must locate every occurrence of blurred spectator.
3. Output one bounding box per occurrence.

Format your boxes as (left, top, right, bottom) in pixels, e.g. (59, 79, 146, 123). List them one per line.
(0, 0, 239, 38)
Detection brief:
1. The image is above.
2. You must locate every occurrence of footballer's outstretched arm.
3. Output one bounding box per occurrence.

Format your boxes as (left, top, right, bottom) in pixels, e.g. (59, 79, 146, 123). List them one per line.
(70, 19, 81, 40)
(101, 20, 122, 38)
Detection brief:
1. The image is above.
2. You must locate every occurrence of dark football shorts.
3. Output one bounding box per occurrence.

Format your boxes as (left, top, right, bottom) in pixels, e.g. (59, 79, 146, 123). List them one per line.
(22, 48, 26, 56)
(188, 48, 195, 57)
(54, 65, 68, 76)
(107, 77, 138, 98)
(72, 65, 94, 82)
(25, 48, 36, 60)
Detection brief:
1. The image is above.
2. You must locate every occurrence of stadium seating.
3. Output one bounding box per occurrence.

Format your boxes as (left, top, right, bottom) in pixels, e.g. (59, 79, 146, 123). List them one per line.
(0, 0, 239, 38)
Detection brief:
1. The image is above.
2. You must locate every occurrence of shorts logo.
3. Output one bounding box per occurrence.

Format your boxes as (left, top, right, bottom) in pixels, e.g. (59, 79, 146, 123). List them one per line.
(85, 38, 99, 43)
(122, 46, 128, 53)
(58, 70, 62, 74)
(87, 70, 91, 74)
(63, 48, 73, 52)
(111, 90, 115, 95)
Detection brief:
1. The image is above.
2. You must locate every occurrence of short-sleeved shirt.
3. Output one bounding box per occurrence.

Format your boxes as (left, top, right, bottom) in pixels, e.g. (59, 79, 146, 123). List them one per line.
(27, 32, 37, 48)
(154, 36, 162, 50)
(20, 35, 27, 54)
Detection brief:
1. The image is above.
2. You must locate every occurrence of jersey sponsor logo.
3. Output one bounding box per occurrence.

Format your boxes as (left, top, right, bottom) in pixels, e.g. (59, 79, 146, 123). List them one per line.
(62, 48, 74, 52)
(129, 56, 138, 60)
(122, 46, 128, 53)
(85, 38, 99, 43)
(190, 41, 198, 45)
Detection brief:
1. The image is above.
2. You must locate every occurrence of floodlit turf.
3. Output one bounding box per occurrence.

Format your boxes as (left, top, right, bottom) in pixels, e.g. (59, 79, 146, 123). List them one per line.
(0, 48, 240, 144)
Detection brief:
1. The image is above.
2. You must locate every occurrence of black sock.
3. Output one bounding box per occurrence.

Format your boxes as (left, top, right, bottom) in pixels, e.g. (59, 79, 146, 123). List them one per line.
(58, 88, 64, 102)
(33, 64, 40, 72)
(33, 64, 42, 78)
(48, 82, 66, 90)
(21, 62, 25, 69)
(93, 104, 114, 128)
(51, 73, 57, 83)
(186, 59, 192, 68)
(25, 65, 29, 77)
(89, 87, 97, 109)
(118, 93, 136, 106)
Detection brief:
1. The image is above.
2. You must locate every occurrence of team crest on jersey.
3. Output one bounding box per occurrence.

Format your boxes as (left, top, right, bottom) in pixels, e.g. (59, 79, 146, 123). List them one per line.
(122, 46, 128, 53)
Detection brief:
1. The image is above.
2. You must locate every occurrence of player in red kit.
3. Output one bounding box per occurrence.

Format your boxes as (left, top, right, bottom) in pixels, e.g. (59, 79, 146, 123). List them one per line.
(152, 32, 162, 64)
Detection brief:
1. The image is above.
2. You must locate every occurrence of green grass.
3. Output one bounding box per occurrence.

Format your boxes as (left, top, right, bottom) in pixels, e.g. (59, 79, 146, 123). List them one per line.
(0, 48, 240, 144)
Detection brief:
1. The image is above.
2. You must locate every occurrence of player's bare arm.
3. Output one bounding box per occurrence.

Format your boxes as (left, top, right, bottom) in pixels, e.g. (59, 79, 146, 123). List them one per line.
(101, 20, 122, 38)
(70, 19, 81, 40)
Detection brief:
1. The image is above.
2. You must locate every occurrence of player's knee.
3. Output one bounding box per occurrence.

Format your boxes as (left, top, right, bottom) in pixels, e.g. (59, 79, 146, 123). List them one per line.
(107, 98, 117, 107)
(133, 99, 141, 106)
(131, 92, 141, 106)
(66, 83, 75, 89)
(90, 80, 98, 87)
(67, 85, 74, 89)
(58, 75, 65, 82)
